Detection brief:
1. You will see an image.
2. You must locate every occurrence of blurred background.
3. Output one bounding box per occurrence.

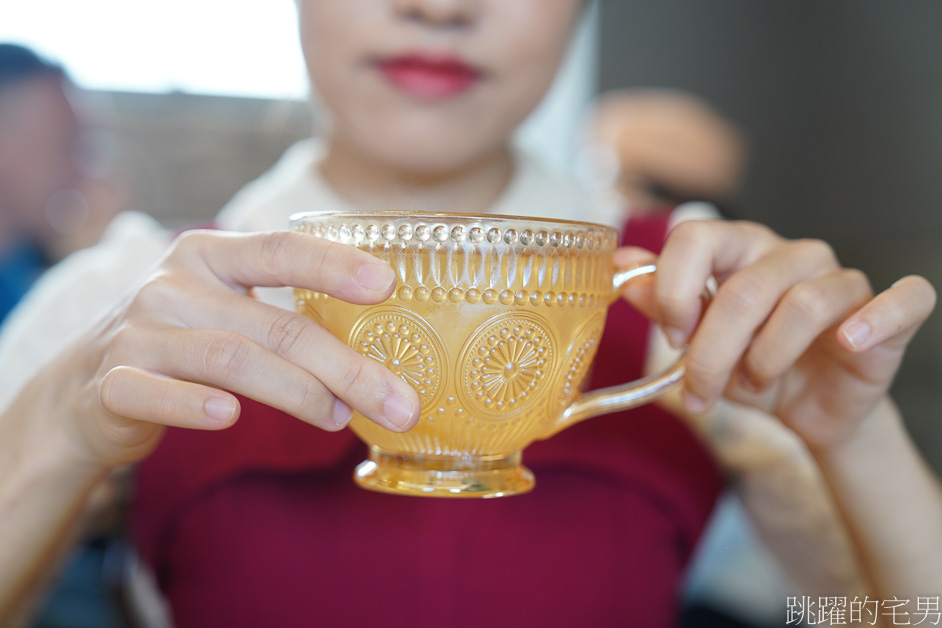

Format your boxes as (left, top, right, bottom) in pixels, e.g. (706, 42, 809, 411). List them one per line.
(6, 0, 937, 462)
(2, 1, 940, 626)
(594, 0, 942, 473)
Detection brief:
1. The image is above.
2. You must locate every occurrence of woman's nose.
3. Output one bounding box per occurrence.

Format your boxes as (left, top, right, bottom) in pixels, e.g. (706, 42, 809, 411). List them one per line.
(393, 0, 480, 29)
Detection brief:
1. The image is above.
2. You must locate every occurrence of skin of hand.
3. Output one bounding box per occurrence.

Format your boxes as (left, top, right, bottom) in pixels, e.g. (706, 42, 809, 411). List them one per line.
(616, 219, 936, 451)
(30, 229, 422, 471)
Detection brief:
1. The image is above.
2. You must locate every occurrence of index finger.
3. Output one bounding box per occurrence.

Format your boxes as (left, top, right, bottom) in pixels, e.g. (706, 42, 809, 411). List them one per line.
(654, 220, 781, 345)
(170, 230, 397, 304)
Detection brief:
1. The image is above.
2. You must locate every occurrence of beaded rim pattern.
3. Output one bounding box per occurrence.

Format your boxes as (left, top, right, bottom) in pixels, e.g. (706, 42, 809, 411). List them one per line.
(293, 216, 618, 252)
(393, 285, 603, 308)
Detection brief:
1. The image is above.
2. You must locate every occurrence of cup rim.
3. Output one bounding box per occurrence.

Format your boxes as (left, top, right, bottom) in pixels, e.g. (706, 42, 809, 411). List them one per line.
(288, 210, 617, 234)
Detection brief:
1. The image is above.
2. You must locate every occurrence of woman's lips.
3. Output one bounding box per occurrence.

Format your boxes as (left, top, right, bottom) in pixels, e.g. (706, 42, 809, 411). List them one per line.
(376, 53, 481, 100)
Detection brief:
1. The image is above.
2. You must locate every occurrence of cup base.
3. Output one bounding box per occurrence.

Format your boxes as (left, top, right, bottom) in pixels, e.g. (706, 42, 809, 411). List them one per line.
(354, 447, 535, 498)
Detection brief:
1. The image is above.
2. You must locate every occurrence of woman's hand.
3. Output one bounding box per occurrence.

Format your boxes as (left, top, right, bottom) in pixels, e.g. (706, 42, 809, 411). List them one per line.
(617, 220, 936, 450)
(37, 229, 420, 469)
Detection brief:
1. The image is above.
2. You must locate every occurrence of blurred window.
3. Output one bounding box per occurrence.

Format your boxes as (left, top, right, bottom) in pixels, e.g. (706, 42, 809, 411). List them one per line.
(0, 0, 307, 99)
(0, 0, 597, 174)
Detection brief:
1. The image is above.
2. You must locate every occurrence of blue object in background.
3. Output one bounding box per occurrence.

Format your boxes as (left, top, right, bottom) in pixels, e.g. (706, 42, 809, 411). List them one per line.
(31, 540, 123, 628)
(0, 241, 46, 324)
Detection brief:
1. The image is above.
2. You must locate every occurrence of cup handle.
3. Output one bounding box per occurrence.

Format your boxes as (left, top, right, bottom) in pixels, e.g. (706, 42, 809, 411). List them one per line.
(539, 263, 698, 440)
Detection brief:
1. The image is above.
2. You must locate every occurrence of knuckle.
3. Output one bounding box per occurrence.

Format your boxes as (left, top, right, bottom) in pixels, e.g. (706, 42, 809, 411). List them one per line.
(132, 273, 180, 312)
(744, 351, 777, 385)
(267, 312, 308, 356)
(668, 220, 706, 246)
(169, 230, 211, 258)
(783, 282, 832, 323)
(202, 332, 251, 379)
(258, 231, 292, 282)
(845, 267, 872, 291)
(795, 238, 838, 266)
(657, 291, 689, 325)
(305, 239, 357, 290)
(108, 323, 140, 352)
(103, 323, 149, 368)
(307, 237, 336, 270)
(337, 356, 369, 398)
(844, 268, 875, 303)
(717, 271, 767, 316)
(683, 350, 727, 391)
(294, 383, 334, 427)
(742, 220, 777, 242)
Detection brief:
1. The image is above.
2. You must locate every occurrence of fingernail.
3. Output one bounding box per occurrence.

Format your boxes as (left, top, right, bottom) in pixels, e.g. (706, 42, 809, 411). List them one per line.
(664, 326, 687, 349)
(357, 263, 395, 292)
(205, 396, 236, 423)
(842, 320, 871, 351)
(332, 398, 353, 427)
(683, 390, 709, 414)
(383, 393, 416, 430)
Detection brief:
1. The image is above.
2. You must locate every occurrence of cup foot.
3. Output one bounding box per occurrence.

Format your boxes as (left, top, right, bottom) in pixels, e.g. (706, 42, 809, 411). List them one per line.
(354, 448, 534, 498)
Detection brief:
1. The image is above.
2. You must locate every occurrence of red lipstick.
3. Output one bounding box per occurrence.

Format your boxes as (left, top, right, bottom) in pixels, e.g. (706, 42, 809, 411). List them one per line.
(377, 53, 481, 100)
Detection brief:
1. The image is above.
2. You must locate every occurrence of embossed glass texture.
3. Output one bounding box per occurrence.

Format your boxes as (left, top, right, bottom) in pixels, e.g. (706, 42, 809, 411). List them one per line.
(292, 211, 683, 498)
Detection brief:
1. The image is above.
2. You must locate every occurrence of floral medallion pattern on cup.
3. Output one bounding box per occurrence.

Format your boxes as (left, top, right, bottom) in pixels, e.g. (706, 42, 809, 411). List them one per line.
(349, 308, 446, 409)
(459, 312, 555, 420)
(557, 312, 606, 410)
(289, 211, 682, 498)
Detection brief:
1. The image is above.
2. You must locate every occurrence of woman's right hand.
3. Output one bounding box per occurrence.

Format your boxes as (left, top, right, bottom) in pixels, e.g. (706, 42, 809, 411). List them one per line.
(36, 229, 420, 469)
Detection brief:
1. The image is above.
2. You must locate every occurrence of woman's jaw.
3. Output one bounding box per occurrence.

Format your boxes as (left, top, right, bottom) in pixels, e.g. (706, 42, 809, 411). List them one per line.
(297, 0, 583, 210)
(318, 133, 515, 216)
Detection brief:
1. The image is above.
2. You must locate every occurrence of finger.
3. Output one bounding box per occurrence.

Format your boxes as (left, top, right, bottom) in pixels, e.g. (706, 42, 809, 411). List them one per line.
(147, 328, 358, 432)
(740, 268, 873, 390)
(250, 307, 420, 433)
(838, 275, 937, 353)
(177, 291, 421, 432)
(612, 246, 657, 267)
(654, 220, 783, 347)
(100, 366, 240, 429)
(169, 230, 397, 304)
(613, 247, 658, 320)
(681, 238, 841, 409)
(161, 320, 416, 432)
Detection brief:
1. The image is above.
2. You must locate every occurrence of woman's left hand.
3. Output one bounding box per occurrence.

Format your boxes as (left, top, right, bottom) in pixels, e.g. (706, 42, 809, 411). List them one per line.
(617, 220, 936, 449)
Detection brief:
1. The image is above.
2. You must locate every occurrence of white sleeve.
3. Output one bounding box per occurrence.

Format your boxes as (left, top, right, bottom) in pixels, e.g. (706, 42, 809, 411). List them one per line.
(0, 211, 170, 411)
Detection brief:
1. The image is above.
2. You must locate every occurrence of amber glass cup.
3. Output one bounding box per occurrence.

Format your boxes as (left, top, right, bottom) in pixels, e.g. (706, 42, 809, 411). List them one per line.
(292, 211, 685, 498)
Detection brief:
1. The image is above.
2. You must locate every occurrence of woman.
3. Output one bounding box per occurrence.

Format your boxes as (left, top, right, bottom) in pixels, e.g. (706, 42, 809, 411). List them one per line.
(1, 1, 940, 626)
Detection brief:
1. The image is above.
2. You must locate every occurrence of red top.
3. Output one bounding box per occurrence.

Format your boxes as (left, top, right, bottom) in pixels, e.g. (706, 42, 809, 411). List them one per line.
(132, 212, 722, 628)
